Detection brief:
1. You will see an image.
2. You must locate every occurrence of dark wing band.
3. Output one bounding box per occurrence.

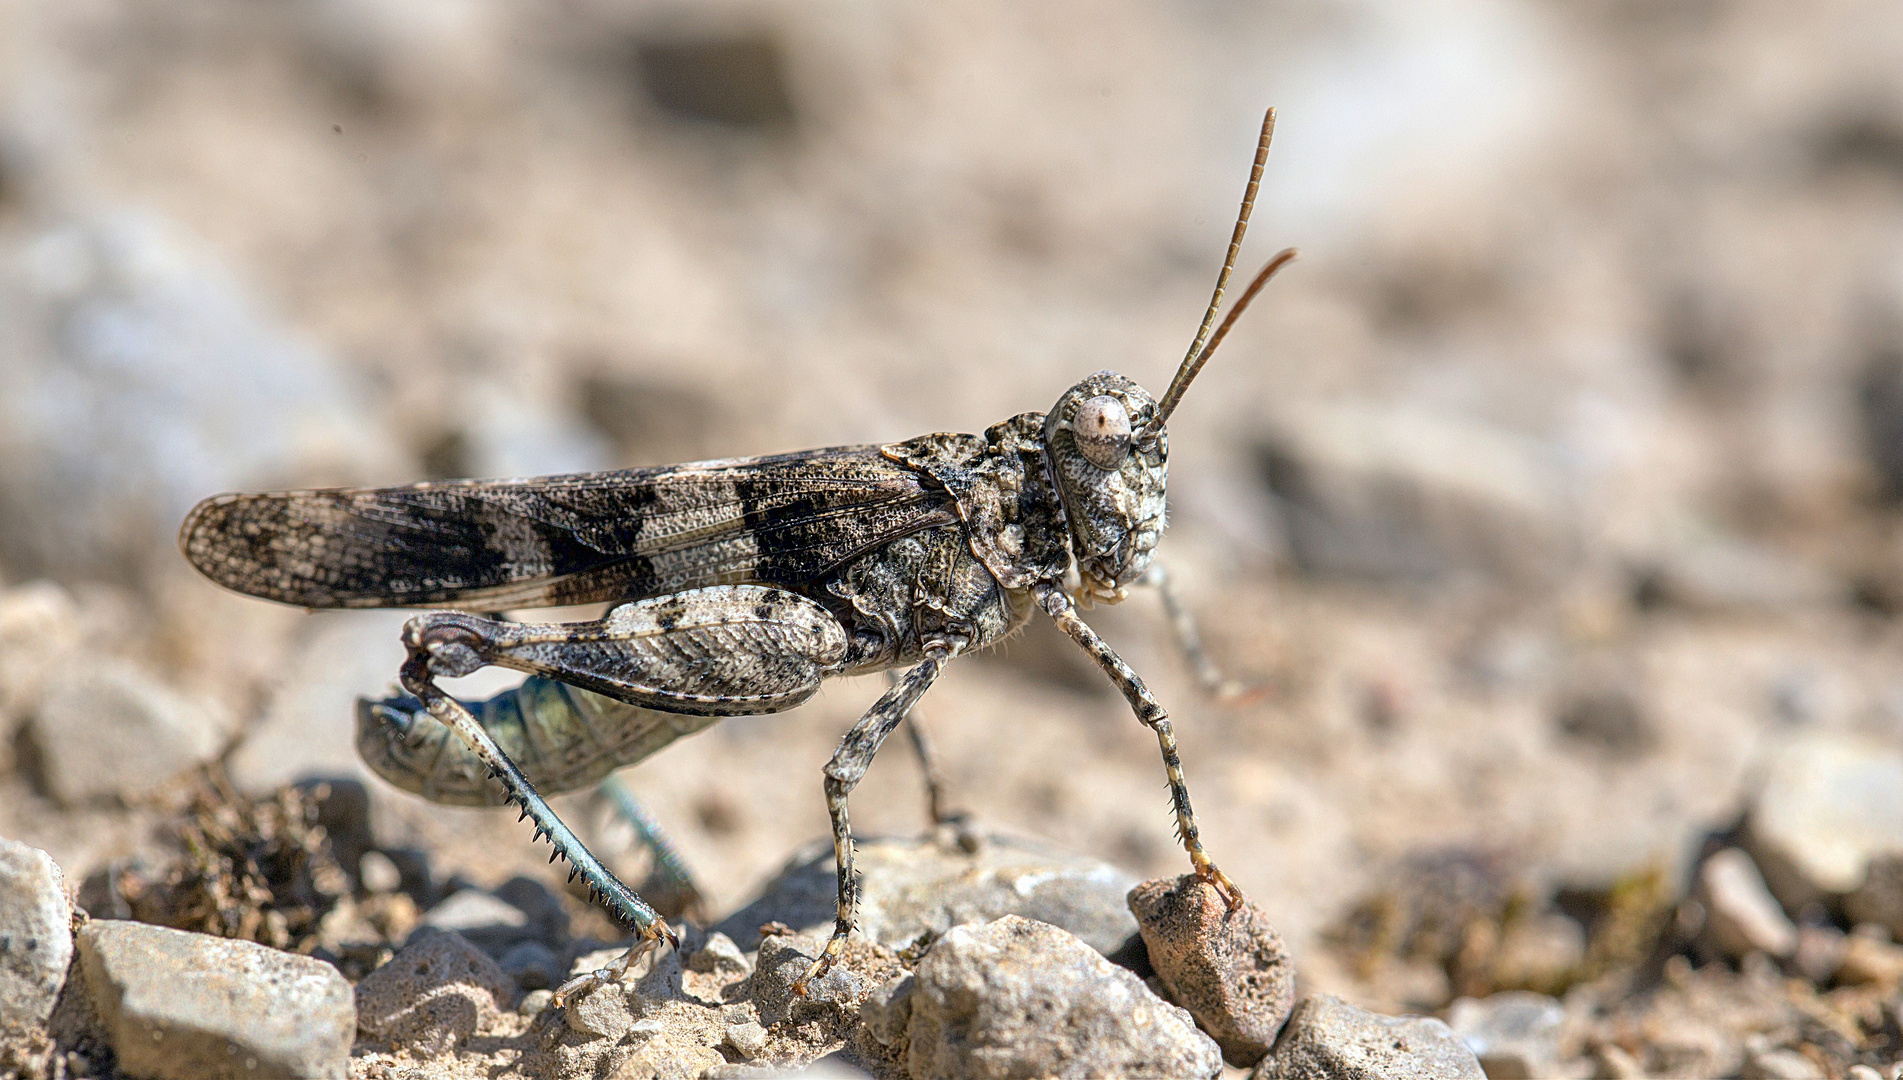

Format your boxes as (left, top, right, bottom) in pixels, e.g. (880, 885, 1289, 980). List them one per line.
(180, 447, 957, 609)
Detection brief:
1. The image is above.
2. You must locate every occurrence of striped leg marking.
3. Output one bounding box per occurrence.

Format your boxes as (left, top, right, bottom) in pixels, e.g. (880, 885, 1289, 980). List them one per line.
(1035, 583, 1241, 908)
(795, 647, 954, 994)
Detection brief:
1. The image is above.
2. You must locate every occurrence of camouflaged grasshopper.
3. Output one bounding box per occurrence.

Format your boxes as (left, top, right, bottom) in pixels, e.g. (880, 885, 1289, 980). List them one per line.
(180, 109, 1295, 1002)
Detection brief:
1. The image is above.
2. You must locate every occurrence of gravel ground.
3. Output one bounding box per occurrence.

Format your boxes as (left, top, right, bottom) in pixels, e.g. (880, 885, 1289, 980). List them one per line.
(4, 1, 1903, 1077)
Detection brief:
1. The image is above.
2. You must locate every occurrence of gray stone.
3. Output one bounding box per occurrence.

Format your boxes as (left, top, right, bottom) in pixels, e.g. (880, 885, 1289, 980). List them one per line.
(564, 973, 641, 1041)
(1257, 994, 1485, 1080)
(1641, 536, 1841, 614)
(724, 1019, 770, 1060)
(562, 945, 688, 1041)
(716, 829, 1140, 957)
(1847, 852, 1903, 940)
(355, 926, 513, 1054)
(1793, 923, 1848, 984)
(1741, 1043, 1825, 1080)
(685, 930, 750, 977)
(28, 660, 226, 805)
(0, 213, 404, 581)
(518, 988, 554, 1017)
(357, 850, 402, 895)
(1694, 848, 1797, 960)
(1254, 401, 1573, 584)
(226, 611, 409, 794)
(747, 932, 889, 1031)
(1446, 992, 1565, 1080)
(77, 919, 354, 1080)
(0, 581, 81, 723)
(859, 973, 914, 1049)
(491, 874, 569, 941)
(1746, 732, 1903, 911)
(0, 838, 72, 1034)
(499, 939, 561, 990)
(421, 887, 535, 956)
(1127, 874, 1296, 1068)
(903, 914, 1222, 1080)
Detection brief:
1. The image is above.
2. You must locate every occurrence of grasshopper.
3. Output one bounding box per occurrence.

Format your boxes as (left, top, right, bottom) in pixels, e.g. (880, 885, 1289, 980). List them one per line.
(180, 108, 1295, 1002)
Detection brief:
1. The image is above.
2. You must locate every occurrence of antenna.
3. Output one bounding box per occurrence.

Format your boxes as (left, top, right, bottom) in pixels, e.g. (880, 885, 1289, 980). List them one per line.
(1150, 108, 1290, 431)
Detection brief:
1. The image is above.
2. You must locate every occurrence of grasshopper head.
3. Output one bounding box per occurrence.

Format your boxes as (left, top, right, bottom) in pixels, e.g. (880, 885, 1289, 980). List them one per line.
(1043, 371, 1166, 605)
(1041, 110, 1295, 607)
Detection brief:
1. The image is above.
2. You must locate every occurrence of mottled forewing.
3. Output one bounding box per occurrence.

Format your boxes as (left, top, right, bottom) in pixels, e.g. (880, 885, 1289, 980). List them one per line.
(180, 448, 958, 609)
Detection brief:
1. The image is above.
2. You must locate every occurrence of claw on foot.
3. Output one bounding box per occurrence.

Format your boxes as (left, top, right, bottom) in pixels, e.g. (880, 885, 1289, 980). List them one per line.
(550, 919, 675, 1010)
(1201, 864, 1245, 911)
(791, 939, 847, 997)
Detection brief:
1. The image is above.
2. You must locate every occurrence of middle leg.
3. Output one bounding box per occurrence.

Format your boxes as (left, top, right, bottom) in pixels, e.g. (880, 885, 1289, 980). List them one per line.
(1140, 561, 1256, 701)
(888, 668, 961, 827)
(796, 646, 955, 992)
(596, 773, 706, 922)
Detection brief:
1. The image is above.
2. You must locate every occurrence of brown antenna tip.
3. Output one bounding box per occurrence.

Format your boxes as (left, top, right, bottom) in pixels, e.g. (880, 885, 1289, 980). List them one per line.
(1150, 108, 1287, 431)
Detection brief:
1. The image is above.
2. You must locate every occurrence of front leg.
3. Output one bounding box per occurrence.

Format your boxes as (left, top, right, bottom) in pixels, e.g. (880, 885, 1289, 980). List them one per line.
(1033, 582, 1242, 908)
(796, 645, 955, 993)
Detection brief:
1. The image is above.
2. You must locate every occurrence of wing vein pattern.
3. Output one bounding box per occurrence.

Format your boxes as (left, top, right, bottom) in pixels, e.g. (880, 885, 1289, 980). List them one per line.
(181, 447, 958, 609)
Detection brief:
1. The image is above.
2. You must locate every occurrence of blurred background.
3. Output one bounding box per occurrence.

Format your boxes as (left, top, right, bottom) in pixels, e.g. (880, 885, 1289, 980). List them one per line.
(4, 0, 1903, 1064)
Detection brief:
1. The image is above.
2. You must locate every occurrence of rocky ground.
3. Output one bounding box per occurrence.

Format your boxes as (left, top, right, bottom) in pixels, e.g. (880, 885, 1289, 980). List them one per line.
(5, 0, 1903, 1077)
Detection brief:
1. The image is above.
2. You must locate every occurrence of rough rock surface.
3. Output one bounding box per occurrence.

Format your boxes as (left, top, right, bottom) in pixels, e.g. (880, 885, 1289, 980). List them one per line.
(543, 931, 899, 1079)
(1127, 874, 1296, 1067)
(1258, 994, 1486, 1080)
(1746, 732, 1903, 911)
(28, 660, 226, 805)
(686, 931, 750, 978)
(354, 926, 515, 1054)
(77, 919, 354, 1080)
(899, 914, 1222, 1079)
(0, 838, 71, 1034)
(1445, 992, 1565, 1080)
(746, 931, 907, 1045)
(715, 829, 1141, 956)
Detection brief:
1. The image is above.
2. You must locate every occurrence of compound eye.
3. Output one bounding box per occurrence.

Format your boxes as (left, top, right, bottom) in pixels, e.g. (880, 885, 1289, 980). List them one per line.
(1073, 395, 1132, 470)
